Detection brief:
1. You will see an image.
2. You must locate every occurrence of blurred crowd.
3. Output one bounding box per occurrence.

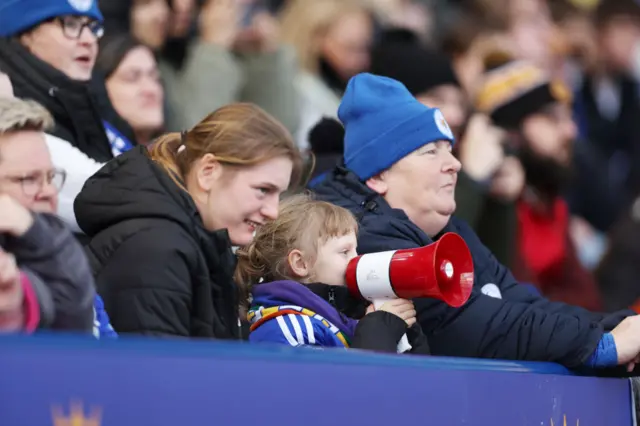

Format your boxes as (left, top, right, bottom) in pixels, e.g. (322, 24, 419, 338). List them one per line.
(3, 0, 640, 370)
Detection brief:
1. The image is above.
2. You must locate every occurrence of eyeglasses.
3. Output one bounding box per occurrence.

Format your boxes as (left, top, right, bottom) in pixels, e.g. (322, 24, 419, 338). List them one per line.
(0, 169, 67, 196)
(55, 16, 104, 40)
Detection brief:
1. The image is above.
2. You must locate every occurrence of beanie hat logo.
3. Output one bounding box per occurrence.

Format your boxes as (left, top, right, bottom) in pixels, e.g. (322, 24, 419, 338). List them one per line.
(67, 0, 94, 12)
(434, 109, 453, 140)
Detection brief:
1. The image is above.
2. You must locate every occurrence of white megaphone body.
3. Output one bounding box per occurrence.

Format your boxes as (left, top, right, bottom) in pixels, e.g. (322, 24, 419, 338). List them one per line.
(345, 232, 475, 353)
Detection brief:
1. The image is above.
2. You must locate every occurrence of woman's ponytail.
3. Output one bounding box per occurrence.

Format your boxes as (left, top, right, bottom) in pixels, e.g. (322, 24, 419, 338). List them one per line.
(235, 243, 270, 314)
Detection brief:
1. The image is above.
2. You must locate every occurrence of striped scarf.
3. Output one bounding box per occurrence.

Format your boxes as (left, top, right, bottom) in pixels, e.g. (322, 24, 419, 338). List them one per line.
(248, 305, 350, 347)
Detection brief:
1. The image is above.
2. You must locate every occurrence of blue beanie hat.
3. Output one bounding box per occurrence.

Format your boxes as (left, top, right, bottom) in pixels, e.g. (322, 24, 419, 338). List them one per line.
(0, 0, 103, 38)
(340, 73, 455, 181)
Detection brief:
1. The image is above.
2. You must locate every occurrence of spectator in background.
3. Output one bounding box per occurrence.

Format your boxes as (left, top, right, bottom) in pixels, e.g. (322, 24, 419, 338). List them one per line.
(96, 34, 164, 146)
(440, 10, 512, 98)
(74, 103, 302, 338)
(100, 0, 300, 136)
(467, 0, 561, 76)
(580, 0, 640, 314)
(130, 0, 170, 49)
(0, 0, 135, 233)
(549, 0, 600, 91)
(547, 1, 618, 244)
(99, 0, 170, 47)
(0, 76, 43, 333)
(371, 31, 524, 267)
(0, 236, 40, 333)
(570, 0, 640, 232)
(475, 58, 602, 311)
(597, 192, 640, 313)
(166, 0, 195, 43)
(0, 97, 96, 333)
(279, 0, 375, 150)
(366, 0, 434, 44)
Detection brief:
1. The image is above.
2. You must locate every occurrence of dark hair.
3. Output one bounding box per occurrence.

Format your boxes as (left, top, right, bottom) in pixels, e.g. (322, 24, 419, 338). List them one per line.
(98, 0, 132, 35)
(308, 117, 344, 155)
(96, 33, 147, 79)
(594, 0, 640, 28)
(441, 10, 507, 57)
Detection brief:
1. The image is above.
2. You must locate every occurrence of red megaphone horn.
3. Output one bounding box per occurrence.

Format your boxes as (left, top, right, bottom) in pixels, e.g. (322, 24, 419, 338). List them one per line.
(345, 232, 475, 308)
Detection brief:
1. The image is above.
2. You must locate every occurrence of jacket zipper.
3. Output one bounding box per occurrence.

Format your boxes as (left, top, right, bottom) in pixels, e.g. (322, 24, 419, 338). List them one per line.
(328, 287, 336, 308)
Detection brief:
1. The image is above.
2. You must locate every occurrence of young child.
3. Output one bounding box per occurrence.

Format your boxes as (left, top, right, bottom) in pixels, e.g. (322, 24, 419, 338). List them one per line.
(236, 194, 430, 354)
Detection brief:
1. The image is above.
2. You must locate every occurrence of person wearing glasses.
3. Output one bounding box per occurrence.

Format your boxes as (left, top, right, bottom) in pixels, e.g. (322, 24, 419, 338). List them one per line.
(0, 96, 98, 333)
(0, 0, 136, 233)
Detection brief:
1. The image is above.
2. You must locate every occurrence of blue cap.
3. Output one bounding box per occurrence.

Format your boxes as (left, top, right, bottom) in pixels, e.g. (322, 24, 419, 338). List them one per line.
(340, 73, 455, 181)
(0, 0, 103, 37)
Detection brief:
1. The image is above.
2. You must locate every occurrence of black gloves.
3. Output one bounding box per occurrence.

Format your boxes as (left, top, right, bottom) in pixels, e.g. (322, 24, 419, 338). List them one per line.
(351, 311, 430, 355)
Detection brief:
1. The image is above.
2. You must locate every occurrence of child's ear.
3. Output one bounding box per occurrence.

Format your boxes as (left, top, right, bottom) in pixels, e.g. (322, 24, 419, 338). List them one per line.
(288, 249, 311, 279)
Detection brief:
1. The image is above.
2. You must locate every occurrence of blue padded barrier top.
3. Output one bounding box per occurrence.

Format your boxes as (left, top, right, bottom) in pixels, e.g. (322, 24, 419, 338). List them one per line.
(0, 333, 633, 426)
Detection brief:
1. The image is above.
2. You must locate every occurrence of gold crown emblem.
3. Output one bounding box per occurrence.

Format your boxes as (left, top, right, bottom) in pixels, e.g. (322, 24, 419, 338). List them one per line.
(51, 400, 102, 426)
(550, 415, 579, 426)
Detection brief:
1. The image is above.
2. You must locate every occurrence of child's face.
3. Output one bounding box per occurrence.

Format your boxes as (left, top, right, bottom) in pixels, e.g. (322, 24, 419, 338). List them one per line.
(310, 232, 358, 286)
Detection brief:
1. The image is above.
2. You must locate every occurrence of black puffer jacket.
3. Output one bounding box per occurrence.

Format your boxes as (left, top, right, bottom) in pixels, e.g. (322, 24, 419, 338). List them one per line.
(74, 146, 241, 339)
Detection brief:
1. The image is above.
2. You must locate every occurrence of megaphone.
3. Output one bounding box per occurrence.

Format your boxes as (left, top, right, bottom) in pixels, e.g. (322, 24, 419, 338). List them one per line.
(345, 232, 475, 353)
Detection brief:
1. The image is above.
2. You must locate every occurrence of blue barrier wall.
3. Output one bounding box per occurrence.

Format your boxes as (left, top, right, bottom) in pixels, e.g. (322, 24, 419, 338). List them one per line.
(0, 334, 633, 426)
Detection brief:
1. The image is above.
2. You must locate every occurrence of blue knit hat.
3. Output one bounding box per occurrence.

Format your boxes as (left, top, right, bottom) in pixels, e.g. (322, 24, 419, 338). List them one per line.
(0, 0, 103, 38)
(340, 73, 455, 181)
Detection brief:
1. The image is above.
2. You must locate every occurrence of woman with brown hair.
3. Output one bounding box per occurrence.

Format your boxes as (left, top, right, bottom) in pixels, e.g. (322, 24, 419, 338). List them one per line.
(74, 103, 302, 339)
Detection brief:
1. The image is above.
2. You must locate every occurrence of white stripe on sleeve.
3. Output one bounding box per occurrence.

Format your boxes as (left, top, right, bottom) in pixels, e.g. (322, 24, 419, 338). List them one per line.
(301, 315, 315, 345)
(276, 316, 298, 346)
(287, 314, 305, 345)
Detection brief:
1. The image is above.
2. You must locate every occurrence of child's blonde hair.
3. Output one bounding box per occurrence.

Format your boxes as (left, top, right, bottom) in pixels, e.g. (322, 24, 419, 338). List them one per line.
(235, 193, 358, 301)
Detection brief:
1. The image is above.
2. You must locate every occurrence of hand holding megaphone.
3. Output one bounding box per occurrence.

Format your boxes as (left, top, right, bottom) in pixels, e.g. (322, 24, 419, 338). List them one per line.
(346, 233, 475, 353)
(366, 299, 417, 327)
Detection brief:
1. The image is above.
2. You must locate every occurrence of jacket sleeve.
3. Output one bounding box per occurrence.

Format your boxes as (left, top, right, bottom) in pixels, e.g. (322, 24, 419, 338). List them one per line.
(249, 315, 334, 347)
(462, 219, 635, 330)
(356, 223, 605, 368)
(93, 294, 118, 339)
(239, 46, 300, 134)
(6, 213, 95, 332)
(20, 268, 54, 328)
(415, 291, 603, 368)
(452, 171, 488, 230)
(45, 134, 104, 233)
(161, 42, 243, 131)
(94, 230, 195, 337)
(351, 311, 407, 353)
(405, 323, 431, 355)
(19, 271, 41, 333)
